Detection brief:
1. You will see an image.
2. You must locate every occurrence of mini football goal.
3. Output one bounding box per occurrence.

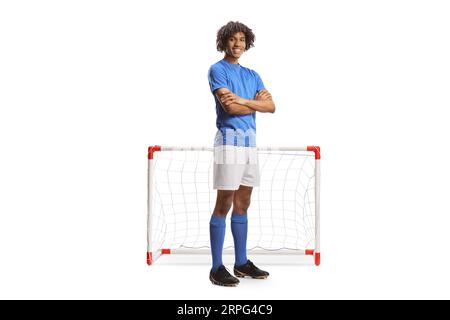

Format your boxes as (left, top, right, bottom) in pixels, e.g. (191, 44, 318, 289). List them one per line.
(147, 146, 321, 266)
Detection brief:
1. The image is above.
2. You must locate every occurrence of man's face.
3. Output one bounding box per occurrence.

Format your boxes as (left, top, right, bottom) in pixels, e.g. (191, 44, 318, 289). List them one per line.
(225, 32, 246, 59)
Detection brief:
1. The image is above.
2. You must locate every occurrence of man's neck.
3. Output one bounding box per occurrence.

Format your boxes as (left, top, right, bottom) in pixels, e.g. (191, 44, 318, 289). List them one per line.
(224, 54, 239, 64)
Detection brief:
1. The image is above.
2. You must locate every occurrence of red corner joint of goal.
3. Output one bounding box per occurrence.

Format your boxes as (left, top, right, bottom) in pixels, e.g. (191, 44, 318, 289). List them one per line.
(146, 252, 152, 266)
(307, 146, 321, 159)
(306, 249, 321, 266)
(147, 250, 171, 266)
(148, 145, 161, 160)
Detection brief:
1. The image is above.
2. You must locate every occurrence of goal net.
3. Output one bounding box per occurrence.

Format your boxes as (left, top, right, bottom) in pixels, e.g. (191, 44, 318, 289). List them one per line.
(147, 146, 321, 266)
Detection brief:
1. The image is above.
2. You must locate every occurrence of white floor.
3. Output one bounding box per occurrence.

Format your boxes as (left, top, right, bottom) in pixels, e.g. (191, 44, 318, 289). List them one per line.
(144, 253, 323, 300)
(144, 253, 450, 300)
(1, 241, 450, 300)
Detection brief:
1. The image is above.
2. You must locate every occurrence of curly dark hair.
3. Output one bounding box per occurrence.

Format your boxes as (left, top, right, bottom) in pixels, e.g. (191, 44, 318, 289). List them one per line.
(216, 21, 255, 52)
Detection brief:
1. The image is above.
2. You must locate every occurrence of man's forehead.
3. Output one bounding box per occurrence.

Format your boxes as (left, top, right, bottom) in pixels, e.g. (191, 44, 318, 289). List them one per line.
(230, 32, 245, 38)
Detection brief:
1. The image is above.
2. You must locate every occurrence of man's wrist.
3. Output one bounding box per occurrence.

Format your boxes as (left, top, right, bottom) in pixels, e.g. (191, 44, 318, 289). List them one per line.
(236, 98, 258, 112)
(237, 97, 248, 106)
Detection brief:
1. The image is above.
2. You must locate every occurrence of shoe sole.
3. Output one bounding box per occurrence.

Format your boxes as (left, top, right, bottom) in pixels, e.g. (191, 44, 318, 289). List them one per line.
(209, 275, 239, 287)
(233, 269, 269, 279)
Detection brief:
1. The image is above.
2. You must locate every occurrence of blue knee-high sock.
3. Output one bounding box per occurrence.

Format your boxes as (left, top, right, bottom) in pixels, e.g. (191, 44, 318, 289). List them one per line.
(231, 212, 248, 266)
(210, 215, 226, 272)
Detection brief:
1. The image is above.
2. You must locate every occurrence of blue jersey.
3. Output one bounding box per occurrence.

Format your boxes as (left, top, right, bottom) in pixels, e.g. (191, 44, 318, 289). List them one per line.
(208, 59, 265, 147)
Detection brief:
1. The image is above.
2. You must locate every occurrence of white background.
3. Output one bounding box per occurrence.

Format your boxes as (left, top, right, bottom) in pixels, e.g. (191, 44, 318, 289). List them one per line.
(1, 0, 450, 299)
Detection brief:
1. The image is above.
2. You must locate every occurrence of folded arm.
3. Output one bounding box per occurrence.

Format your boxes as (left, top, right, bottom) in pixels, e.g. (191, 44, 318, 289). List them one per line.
(215, 88, 276, 115)
(240, 89, 276, 113)
(215, 88, 255, 115)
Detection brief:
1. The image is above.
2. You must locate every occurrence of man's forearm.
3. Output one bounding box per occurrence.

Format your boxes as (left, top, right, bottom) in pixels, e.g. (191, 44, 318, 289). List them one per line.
(224, 103, 255, 115)
(239, 98, 276, 113)
(217, 88, 274, 114)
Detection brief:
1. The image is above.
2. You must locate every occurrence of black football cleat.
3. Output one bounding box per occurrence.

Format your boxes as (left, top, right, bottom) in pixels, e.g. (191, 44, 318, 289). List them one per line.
(234, 260, 270, 279)
(209, 265, 240, 287)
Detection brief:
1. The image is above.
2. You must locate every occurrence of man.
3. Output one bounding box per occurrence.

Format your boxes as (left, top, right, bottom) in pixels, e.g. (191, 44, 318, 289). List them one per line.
(207, 21, 276, 287)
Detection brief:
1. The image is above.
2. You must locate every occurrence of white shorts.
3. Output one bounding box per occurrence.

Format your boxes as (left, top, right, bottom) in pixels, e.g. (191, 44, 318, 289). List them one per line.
(213, 145, 260, 190)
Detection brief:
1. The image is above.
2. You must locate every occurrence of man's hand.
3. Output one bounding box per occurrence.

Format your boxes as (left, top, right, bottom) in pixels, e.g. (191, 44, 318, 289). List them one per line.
(220, 91, 245, 107)
(255, 89, 272, 101)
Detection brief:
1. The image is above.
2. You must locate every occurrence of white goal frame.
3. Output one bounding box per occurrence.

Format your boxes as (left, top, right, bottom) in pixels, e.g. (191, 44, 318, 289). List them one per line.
(147, 145, 321, 266)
